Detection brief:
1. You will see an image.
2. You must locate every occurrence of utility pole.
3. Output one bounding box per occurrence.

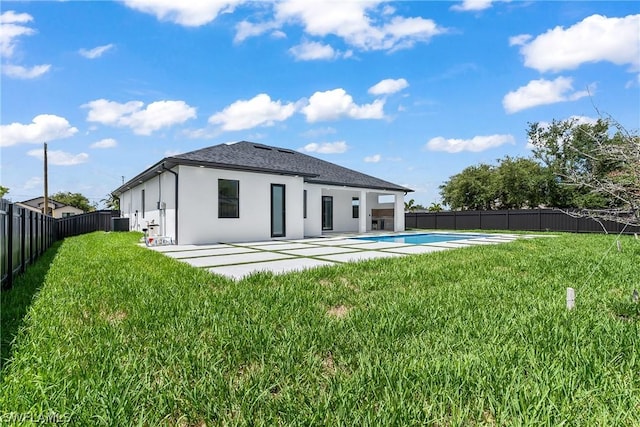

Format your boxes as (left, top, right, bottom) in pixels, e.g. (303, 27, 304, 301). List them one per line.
(44, 142, 49, 216)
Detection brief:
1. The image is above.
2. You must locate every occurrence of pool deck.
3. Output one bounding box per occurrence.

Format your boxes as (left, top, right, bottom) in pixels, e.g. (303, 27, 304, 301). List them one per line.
(146, 231, 543, 280)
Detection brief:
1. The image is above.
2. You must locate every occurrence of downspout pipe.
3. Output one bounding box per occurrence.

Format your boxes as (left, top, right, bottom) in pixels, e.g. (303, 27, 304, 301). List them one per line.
(162, 163, 179, 244)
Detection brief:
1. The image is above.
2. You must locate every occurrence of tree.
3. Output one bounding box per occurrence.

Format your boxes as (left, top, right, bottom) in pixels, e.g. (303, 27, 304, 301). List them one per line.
(404, 199, 416, 212)
(51, 191, 96, 212)
(440, 164, 497, 210)
(427, 202, 443, 212)
(440, 156, 557, 211)
(0, 186, 8, 198)
(101, 193, 120, 211)
(494, 157, 549, 209)
(528, 116, 639, 227)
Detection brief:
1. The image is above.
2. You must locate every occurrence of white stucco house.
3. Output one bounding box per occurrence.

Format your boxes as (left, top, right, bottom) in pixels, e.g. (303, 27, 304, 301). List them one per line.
(18, 197, 84, 218)
(113, 141, 413, 244)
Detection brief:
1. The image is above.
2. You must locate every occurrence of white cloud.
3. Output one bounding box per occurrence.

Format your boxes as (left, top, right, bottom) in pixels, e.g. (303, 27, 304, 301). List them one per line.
(126, 101, 197, 135)
(84, 99, 142, 125)
(84, 99, 196, 135)
(626, 73, 640, 89)
(21, 176, 43, 190)
(27, 149, 89, 166)
(289, 40, 340, 61)
(508, 34, 532, 46)
(426, 134, 515, 153)
(0, 10, 32, 25)
(79, 44, 114, 59)
(0, 10, 35, 58)
(90, 138, 118, 149)
(302, 88, 385, 122)
(503, 76, 591, 114)
(237, 1, 446, 53)
(208, 94, 297, 131)
(1, 64, 50, 79)
(0, 10, 51, 79)
(164, 149, 184, 157)
(364, 154, 381, 163)
(567, 115, 598, 126)
(451, 0, 495, 12)
(381, 16, 444, 51)
(122, 0, 247, 27)
(514, 14, 640, 72)
(1, 114, 78, 147)
(368, 78, 409, 95)
(235, 20, 280, 43)
(300, 141, 348, 154)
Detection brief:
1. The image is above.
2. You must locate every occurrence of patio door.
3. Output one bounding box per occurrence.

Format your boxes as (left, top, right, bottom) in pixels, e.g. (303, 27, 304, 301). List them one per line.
(322, 196, 333, 231)
(271, 184, 286, 237)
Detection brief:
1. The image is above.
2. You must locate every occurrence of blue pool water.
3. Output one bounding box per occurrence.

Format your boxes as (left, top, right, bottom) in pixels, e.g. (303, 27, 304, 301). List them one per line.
(357, 233, 487, 245)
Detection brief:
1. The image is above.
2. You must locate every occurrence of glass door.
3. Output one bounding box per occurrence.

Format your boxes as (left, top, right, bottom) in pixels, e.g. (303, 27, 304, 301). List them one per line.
(271, 184, 285, 237)
(322, 196, 333, 231)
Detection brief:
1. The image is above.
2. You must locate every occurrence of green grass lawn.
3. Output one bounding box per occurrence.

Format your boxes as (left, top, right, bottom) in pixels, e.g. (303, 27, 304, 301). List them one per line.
(1, 231, 639, 426)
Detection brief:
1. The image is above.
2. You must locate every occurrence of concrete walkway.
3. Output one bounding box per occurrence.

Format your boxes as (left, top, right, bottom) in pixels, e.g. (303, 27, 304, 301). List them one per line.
(147, 232, 536, 280)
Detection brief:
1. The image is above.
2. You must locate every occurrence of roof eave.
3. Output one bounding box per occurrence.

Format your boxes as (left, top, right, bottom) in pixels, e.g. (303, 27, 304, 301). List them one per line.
(113, 158, 173, 195)
(305, 179, 413, 193)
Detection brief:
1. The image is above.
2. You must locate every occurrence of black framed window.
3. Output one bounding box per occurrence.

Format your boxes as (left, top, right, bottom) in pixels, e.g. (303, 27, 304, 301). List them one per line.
(271, 184, 286, 237)
(218, 179, 239, 218)
(142, 189, 145, 218)
(322, 196, 333, 230)
(303, 190, 307, 219)
(352, 197, 359, 218)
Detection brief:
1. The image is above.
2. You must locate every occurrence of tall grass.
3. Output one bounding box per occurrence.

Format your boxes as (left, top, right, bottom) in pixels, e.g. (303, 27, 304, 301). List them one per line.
(1, 231, 638, 425)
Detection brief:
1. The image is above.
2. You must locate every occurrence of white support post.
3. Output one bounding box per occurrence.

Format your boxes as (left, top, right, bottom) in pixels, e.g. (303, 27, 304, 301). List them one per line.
(359, 190, 368, 233)
(394, 193, 405, 232)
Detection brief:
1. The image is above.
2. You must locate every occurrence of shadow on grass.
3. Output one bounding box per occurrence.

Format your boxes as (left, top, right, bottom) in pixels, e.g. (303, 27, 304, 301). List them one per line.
(1, 241, 62, 372)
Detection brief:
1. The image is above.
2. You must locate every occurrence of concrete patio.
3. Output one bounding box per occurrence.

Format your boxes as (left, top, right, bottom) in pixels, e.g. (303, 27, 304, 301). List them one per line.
(147, 232, 536, 280)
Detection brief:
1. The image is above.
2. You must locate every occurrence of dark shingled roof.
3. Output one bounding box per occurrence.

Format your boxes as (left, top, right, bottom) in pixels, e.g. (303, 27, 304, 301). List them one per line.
(116, 141, 412, 193)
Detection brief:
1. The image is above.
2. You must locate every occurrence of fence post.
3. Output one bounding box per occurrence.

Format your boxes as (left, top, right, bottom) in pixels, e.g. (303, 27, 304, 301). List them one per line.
(538, 209, 542, 231)
(5, 203, 14, 289)
(20, 207, 26, 273)
(29, 210, 34, 263)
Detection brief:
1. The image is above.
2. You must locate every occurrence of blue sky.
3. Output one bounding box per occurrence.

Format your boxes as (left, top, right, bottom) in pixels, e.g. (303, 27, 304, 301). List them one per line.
(1, 1, 639, 207)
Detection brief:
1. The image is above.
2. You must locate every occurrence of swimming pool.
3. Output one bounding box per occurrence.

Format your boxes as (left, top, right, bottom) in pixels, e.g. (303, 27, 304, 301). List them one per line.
(357, 233, 488, 245)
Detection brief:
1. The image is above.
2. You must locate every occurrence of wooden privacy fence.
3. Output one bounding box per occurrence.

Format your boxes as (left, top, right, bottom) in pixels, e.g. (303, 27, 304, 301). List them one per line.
(1, 200, 121, 289)
(1, 200, 56, 289)
(405, 209, 640, 234)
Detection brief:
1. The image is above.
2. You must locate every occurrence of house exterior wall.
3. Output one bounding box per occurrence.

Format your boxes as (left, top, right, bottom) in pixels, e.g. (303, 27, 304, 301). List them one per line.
(18, 197, 83, 218)
(178, 166, 305, 244)
(303, 185, 323, 237)
(119, 171, 177, 238)
(310, 185, 406, 233)
(53, 205, 84, 218)
(320, 188, 360, 233)
(119, 166, 407, 244)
